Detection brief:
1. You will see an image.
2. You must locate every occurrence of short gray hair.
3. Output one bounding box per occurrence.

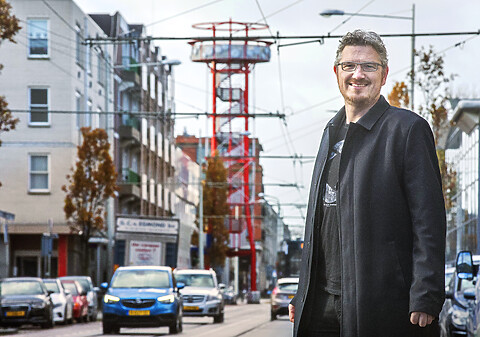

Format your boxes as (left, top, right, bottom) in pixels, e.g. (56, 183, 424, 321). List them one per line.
(334, 29, 388, 67)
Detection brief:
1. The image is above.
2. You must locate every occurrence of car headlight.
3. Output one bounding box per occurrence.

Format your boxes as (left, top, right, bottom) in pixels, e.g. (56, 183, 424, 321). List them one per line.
(31, 302, 46, 309)
(207, 294, 221, 302)
(157, 294, 175, 303)
(452, 310, 469, 327)
(104, 294, 120, 304)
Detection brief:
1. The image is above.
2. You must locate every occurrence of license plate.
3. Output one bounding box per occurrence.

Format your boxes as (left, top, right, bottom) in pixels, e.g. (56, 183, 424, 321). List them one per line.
(288, 295, 295, 299)
(183, 305, 199, 311)
(6, 311, 25, 317)
(128, 310, 150, 316)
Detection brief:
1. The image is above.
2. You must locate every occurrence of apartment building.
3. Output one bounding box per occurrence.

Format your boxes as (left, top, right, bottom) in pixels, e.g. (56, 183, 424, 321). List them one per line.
(0, 0, 113, 279)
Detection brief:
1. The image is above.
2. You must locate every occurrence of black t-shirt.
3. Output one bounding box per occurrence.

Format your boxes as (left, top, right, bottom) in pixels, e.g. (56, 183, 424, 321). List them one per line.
(315, 121, 348, 296)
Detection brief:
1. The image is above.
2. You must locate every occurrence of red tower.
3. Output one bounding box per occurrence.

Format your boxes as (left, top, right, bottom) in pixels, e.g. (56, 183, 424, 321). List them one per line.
(190, 20, 271, 291)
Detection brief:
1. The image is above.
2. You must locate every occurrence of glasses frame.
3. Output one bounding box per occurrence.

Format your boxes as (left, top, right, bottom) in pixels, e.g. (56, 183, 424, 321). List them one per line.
(337, 62, 384, 73)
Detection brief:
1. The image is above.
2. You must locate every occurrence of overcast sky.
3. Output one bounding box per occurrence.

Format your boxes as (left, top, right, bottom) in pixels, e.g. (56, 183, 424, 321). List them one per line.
(75, 0, 480, 238)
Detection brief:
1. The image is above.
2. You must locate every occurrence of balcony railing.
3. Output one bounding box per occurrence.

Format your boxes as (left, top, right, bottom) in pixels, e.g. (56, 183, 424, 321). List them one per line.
(121, 168, 140, 183)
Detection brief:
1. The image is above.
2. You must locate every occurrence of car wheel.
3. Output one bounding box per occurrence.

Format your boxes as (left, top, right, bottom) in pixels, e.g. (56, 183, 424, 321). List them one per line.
(103, 322, 112, 334)
(271, 311, 277, 321)
(213, 311, 224, 324)
(41, 309, 55, 329)
(169, 308, 183, 334)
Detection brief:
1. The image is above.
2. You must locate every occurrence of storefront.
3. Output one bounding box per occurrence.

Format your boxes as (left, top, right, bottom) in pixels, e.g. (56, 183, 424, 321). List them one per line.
(114, 216, 180, 269)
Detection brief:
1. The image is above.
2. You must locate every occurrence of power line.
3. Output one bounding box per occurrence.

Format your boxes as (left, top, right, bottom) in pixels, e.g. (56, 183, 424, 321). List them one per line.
(85, 30, 480, 44)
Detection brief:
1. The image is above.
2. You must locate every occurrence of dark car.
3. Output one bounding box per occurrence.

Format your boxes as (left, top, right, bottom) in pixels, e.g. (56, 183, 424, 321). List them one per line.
(270, 277, 299, 320)
(439, 268, 474, 337)
(59, 276, 98, 321)
(0, 277, 54, 329)
(60, 279, 88, 323)
(454, 251, 480, 337)
(101, 266, 183, 335)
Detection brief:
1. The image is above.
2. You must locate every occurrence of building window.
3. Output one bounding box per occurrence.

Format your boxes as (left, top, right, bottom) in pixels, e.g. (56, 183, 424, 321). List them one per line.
(75, 91, 82, 129)
(29, 88, 49, 125)
(29, 154, 50, 192)
(76, 25, 84, 67)
(97, 53, 106, 86)
(27, 19, 48, 57)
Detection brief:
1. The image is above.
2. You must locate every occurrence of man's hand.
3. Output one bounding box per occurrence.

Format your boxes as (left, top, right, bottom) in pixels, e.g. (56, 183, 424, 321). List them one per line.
(288, 304, 295, 323)
(410, 312, 434, 327)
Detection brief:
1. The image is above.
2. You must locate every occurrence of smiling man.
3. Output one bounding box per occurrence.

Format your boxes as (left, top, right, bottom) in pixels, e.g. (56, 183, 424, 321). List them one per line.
(288, 30, 446, 337)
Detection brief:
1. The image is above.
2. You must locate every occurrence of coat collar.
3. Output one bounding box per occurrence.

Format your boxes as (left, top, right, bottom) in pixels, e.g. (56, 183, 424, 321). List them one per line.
(325, 95, 390, 131)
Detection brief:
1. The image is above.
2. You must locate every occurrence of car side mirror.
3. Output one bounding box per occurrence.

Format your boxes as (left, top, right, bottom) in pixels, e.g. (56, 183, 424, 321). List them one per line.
(93, 287, 100, 293)
(445, 289, 454, 299)
(100, 282, 109, 290)
(176, 282, 185, 290)
(464, 288, 476, 301)
(457, 250, 474, 280)
(218, 283, 226, 290)
(47, 290, 55, 296)
(64, 289, 71, 296)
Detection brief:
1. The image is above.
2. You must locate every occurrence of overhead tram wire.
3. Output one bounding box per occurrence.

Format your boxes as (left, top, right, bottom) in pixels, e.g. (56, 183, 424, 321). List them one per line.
(41, 0, 78, 34)
(327, 0, 376, 35)
(144, 0, 227, 28)
(84, 30, 480, 45)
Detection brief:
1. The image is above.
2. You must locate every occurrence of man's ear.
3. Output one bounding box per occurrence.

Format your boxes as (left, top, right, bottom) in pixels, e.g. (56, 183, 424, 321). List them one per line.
(381, 66, 389, 86)
(333, 65, 338, 75)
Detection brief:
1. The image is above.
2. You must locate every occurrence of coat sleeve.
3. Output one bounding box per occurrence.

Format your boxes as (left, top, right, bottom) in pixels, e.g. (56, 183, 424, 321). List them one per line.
(403, 117, 446, 317)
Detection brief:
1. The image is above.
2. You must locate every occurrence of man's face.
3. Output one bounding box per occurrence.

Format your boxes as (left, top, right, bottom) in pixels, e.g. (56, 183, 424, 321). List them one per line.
(334, 45, 388, 109)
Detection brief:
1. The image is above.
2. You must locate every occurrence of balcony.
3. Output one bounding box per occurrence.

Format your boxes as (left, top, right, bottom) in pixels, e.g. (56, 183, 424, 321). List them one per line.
(119, 115, 141, 145)
(118, 168, 141, 200)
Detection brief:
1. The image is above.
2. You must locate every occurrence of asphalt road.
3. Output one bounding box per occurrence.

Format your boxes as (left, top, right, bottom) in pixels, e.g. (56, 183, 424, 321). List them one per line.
(0, 300, 293, 337)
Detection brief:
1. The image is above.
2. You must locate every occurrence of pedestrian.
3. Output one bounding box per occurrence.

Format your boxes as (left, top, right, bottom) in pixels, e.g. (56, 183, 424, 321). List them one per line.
(288, 29, 446, 337)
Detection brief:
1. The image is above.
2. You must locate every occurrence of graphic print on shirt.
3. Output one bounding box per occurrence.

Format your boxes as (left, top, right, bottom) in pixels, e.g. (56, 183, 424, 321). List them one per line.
(324, 139, 344, 207)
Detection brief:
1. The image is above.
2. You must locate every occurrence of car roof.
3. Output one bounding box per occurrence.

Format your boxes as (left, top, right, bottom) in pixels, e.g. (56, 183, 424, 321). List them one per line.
(115, 266, 172, 272)
(59, 276, 92, 280)
(174, 269, 215, 275)
(277, 277, 299, 284)
(2, 277, 43, 282)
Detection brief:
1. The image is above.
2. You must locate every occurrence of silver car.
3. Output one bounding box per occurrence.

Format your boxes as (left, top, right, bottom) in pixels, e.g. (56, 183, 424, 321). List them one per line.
(174, 269, 224, 323)
(270, 277, 299, 320)
(43, 278, 74, 324)
(59, 276, 98, 321)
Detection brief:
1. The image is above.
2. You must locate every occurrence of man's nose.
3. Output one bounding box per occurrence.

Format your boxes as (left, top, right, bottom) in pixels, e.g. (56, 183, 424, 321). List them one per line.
(351, 66, 366, 78)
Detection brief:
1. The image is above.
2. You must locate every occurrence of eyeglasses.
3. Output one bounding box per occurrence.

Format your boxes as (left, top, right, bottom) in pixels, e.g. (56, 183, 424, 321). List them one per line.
(337, 62, 384, 72)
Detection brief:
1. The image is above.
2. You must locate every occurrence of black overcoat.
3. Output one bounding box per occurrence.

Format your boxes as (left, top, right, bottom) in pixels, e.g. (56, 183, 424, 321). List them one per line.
(292, 96, 446, 337)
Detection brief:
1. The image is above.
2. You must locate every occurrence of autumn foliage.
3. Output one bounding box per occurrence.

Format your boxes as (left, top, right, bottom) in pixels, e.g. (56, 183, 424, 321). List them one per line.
(203, 154, 230, 268)
(62, 127, 118, 274)
(388, 81, 409, 108)
(0, 0, 20, 187)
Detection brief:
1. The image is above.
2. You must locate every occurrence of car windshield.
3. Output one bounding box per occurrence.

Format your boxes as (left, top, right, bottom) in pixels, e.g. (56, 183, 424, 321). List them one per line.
(278, 282, 298, 292)
(44, 281, 60, 293)
(62, 282, 79, 295)
(175, 274, 215, 288)
(1, 281, 44, 295)
(75, 279, 91, 291)
(111, 270, 171, 289)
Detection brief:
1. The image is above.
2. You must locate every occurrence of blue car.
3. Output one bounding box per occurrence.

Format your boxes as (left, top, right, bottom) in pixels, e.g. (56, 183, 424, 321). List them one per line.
(101, 266, 184, 335)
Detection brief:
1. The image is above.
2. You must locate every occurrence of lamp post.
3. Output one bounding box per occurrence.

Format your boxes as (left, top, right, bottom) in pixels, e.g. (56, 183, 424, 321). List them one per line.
(257, 193, 282, 251)
(320, 5, 416, 111)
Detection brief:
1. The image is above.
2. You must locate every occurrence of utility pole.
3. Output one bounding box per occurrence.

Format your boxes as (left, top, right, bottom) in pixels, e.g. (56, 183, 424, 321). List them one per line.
(198, 163, 204, 269)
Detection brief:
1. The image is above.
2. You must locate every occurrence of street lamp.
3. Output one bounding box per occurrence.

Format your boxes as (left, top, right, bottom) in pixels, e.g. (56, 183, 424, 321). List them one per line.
(320, 5, 416, 111)
(257, 193, 283, 250)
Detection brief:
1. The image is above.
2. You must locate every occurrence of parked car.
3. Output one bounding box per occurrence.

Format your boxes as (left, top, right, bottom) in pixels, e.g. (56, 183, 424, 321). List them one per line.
(101, 266, 183, 335)
(43, 278, 74, 324)
(439, 270, 474, 337)
(454, 251, 480, 337)
(221, 286, 238, 305)
(60, 276, 98, 321)
(270, 277, 299, 320)
(0, 277, 54, 329)
(174, 268, 225, 323)
(60, 279, 88, 323)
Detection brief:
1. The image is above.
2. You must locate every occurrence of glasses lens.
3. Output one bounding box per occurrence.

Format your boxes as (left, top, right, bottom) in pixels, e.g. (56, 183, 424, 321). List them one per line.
(341, 62, 357, 72)
(361, 63, 379, 72)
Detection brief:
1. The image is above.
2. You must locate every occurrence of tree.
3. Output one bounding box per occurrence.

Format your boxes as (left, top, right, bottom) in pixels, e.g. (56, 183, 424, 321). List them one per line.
(203, 154, 229, 268)
(0, 0, 20, 187)
(411, 46, 457, 210)
(62, 127, 118, 275)
(387, 81, 409, 108)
